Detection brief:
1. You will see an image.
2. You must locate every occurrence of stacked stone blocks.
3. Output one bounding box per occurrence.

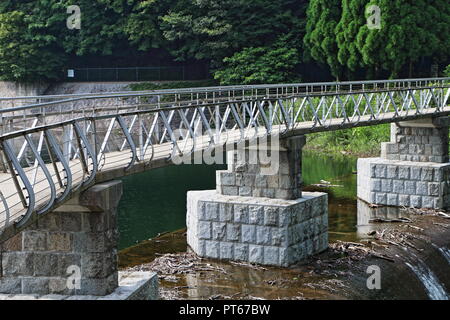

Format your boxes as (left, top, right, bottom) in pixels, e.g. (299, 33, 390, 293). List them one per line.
(0, 271, 159, 300)
(358, 158, 450, 209)
(187, 190, 328, 267)
(217, 136, 304, 200)
(188, 135, 329, 267)
(382, 121, 449, 163)
(359, 117, 450, 210)
(0, 181, 122, 296)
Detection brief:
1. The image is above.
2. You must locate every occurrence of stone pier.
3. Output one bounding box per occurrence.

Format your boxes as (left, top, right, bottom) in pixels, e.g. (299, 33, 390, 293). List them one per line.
(0, 181, 123, 296)
(358, 117, 450, 209)
(187, 136, 328, 267)
(0, 180, 159, 299)
(0, 180, 159, 300)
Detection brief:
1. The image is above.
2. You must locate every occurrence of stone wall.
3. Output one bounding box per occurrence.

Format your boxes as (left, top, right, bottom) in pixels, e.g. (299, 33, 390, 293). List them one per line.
(0, 181, 122, 296)
(187, 190, 328, 267)
(358, 158, 450, 209)
(381, 120, 449, 163)
(0, 82, 49, 110)
(216, 136, 305, 200)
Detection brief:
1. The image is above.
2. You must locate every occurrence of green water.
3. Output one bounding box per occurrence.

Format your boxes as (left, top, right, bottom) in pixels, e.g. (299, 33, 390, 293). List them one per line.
(118, 151, 358, 249)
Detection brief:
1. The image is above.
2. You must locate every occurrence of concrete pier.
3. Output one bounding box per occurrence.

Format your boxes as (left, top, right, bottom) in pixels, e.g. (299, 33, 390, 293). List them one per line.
(358, 117, 450, 209)
(187, 136, 328, 267)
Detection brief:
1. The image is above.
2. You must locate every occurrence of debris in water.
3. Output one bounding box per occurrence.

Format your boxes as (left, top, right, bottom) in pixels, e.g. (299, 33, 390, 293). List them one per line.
(404, 207, 448, 218)
(437, 212, 450, 219)
(370, 217, 412, 223)
(433, 222, 450, 228)
(370, 253, 395, 263)
(312, 180, 343, 188)
(230, 260, 267, 270)
(407, 225, 424, 231)
(330, 240, 395, 263)
(302, 279, 347, 293)
(127, 252, 227, 275)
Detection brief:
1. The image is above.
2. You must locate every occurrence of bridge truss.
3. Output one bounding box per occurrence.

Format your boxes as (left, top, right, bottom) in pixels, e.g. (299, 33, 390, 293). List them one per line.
(0, 78, 449, 241)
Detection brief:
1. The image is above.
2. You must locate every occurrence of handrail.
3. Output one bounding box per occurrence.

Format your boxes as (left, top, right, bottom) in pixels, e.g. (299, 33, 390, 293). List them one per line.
(0, 80, 448, 124)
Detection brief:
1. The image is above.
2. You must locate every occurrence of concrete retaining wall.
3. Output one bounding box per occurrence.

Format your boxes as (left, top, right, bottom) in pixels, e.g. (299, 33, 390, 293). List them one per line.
(0, 81, 49, 98)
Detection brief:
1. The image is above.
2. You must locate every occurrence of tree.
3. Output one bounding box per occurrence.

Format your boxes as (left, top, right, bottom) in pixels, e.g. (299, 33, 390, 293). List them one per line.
(335, 0, 366, 75)
(0, 10, 65, 81)
(100, 0, 172, 52)
(160, 0, 306, 67)
(214, 37, 301, 85)
(0, 0, 310, 82)
(304, 0, 342, 79)
(0, 0, 129, 81)
(305, 0, 449, 79)
(356, 0, 450, 78)
(61, 0, 127, 57)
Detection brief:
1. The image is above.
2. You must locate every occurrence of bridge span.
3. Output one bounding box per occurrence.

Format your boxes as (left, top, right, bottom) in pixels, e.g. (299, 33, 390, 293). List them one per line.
(0, 77, 449, 297)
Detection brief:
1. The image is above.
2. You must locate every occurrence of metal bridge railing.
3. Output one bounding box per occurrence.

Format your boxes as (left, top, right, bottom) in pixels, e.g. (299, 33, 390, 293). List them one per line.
(1, 77, 448, 137)
(0, 78, 449, 241)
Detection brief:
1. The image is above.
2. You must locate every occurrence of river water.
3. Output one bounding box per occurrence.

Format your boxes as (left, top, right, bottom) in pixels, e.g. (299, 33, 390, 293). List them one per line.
(117, 151, 357, 250)
(117, 151, 450, 300)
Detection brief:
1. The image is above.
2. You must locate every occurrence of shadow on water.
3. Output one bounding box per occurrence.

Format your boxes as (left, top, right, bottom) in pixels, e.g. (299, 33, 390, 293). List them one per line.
(303, 151, 359, 243)
(118, 164, 225, 249)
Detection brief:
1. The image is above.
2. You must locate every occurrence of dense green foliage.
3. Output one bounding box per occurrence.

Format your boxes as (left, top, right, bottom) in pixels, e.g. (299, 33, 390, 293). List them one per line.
(0, 0, 126, 80)
(0, 10, 64, 81)
(305, 0, 450, 79)
(0, 1, 448, 82)
(445, 65, 450, 77)
(306, 124, 390, 156)
(303, 0, 342, 79)
(335, 0, 365, 77)
(159, 0, 305, 64)
(214, 42, 301, 85)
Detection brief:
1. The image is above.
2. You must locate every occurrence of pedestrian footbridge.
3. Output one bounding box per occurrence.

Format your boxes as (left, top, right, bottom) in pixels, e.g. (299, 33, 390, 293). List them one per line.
(0, 78, 449, 297)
